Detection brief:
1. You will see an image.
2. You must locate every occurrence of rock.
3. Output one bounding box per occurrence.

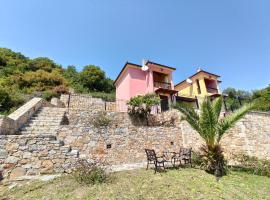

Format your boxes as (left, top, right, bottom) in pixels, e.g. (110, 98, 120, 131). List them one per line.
(40, 174, 61, 182)
(5, 156, 19, 164)
(27, 140, 36, 145)
(18, 159, 29, 165)
(22, 164, 32, 169)
(22, 152, 32, 159)
(6, 143, 19, 152)
(32, 160, 42, 169)
(41, 160, 54, 174)
(18, 139, 27, 146)
(9, 167, 26, 180)
(66, 149, 79, 157)
(39, 150, 49, 157)
(0, 149, 7, 158)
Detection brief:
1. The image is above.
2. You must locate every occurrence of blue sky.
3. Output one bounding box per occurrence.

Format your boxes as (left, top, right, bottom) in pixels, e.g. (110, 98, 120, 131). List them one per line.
(0, 0, 269, 91)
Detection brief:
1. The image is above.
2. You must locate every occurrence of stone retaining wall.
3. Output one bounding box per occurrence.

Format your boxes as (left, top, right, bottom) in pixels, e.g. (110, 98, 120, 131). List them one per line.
(60, 94, 105, 110)
(180, 111, 270, 159)
(0, 105, 269, 180)
(0, 98, 51, 135)
(0, 134, 78, 179)
(58, 111, 182, 165)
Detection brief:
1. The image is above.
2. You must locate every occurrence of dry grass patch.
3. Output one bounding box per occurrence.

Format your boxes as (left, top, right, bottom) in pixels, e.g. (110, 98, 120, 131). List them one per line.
(2, 168, 270, 200)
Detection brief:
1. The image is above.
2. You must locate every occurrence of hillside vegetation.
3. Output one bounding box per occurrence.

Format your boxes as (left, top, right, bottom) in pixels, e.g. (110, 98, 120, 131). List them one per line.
(0, 48, 115, 114)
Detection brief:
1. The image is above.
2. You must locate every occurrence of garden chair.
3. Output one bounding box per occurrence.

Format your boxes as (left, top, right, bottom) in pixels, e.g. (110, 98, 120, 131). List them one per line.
(172, 147, 192, 167)
(145, 149, 166, 173)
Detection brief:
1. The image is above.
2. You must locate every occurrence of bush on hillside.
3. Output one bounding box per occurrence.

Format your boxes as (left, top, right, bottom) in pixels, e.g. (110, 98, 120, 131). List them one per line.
(92, 111, 112, 128)
(0, 88, 13, 113)
(73, 159, 108, 185)
(230, 154, 270, 177)
(252, 86, 270, 111)
(0, 87, 25, 114)
(16, 70, 68, 92)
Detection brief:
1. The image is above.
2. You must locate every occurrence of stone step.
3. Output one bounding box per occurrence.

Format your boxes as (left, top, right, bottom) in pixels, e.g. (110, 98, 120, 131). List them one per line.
(32, 114, 66, 118)
(41, 107, 66, 110)
(29, 118, 63, 123)
(20, 126, 59, 132)
(27, 121, 60, 126)
(20, 130, 57, 135)
(22, 124, 59, 128)
(19, 106, 66, 136)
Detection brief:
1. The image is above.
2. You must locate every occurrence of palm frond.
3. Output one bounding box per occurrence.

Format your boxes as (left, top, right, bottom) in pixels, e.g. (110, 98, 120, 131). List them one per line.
(199, 98, 218, 146)
(173, 102, 201, 133)
(217, 103, 254, 142)
(213, 97, 223, 121)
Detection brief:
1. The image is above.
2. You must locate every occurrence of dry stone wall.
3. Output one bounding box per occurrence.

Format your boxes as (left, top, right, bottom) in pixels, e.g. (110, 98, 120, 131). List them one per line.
(0, 134, 78, 179)
(0, 93, 270, 180)
(58, 111, 182, 165)
(180, 111, 270, 160)
(60, 94, 106, 110)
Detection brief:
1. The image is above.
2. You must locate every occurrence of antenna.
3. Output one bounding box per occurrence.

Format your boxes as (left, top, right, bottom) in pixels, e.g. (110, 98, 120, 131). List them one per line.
(186, 78, 193, 84)
(141, 59, 149, 71)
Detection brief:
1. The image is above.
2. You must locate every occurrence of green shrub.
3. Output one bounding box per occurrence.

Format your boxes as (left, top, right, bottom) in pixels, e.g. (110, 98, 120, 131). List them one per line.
(92, 111, 112, 128)
(231, 154, 270, 177)
(0, 87, 25, 114)
(73, 159, 107, 185)
(0, 88, 13, 113)
(42, 90, 59, 101)
(89, 91, 115, 101)
(127, 93, 160, 125)
(191, 151, 204, 167)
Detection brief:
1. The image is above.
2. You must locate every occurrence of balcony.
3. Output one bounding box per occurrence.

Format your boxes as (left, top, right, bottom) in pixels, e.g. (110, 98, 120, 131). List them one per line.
(206, 87, 219, 94)
(154, 81, 171, 89)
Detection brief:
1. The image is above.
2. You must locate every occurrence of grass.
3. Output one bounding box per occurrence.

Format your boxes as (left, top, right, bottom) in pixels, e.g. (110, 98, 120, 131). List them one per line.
(1, 168, 270, 200)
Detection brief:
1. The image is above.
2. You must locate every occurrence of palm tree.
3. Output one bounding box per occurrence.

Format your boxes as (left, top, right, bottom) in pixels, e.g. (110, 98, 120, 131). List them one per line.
(174, 97, 253, 177)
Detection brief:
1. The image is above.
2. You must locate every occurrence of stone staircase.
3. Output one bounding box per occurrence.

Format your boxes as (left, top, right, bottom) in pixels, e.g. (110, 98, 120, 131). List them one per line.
(19, 107, 67, 135)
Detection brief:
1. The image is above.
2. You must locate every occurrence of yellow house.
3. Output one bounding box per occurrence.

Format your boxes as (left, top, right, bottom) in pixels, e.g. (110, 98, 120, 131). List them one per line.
(174, 69, 221, 107)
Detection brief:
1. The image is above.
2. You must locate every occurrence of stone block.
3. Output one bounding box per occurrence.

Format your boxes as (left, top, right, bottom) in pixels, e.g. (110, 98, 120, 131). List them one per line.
(5, 156, 19, 164)
(9, 167, 26, 180)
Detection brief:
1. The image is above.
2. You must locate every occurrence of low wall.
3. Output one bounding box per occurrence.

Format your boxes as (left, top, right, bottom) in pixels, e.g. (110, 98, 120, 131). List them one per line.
(180, 111, 270, 160)
(0, 134, 78, 179)
(0, 116, 15, 135)
(0, 98, 49, 135)
(60, 94, 105, 110)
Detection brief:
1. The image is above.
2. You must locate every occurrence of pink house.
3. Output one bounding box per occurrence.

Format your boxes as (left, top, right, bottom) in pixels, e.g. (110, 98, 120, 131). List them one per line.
(114, 60, 178, 112)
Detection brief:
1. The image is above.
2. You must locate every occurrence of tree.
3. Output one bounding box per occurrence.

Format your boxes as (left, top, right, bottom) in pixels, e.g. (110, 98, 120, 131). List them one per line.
(63, 65, 78, 84)
(30, 57, 61, 72)
(252, 85, 270, 111)
(174, 97, 253, 178)
(222, 87, 252, 111)
(79, 65, 107, 92)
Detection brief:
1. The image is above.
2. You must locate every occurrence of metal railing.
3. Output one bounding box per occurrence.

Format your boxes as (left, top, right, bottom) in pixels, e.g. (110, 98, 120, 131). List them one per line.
(154, 81, 171, 89)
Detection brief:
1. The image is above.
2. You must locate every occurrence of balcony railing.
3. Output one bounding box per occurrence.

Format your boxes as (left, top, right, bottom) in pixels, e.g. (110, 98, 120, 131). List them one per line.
(206, 87, 219, 94)
(154, 81, 171, 89)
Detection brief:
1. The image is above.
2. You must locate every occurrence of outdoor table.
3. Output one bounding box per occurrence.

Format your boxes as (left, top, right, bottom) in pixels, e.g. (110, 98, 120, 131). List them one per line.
(162, 151, 178, 167)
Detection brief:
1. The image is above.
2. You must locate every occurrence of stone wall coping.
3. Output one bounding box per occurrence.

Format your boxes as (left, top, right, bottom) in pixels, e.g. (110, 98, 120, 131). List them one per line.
(249, 111, 270, 116)
(0, 97, 48, 134)
(8, 98, 43, 120)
